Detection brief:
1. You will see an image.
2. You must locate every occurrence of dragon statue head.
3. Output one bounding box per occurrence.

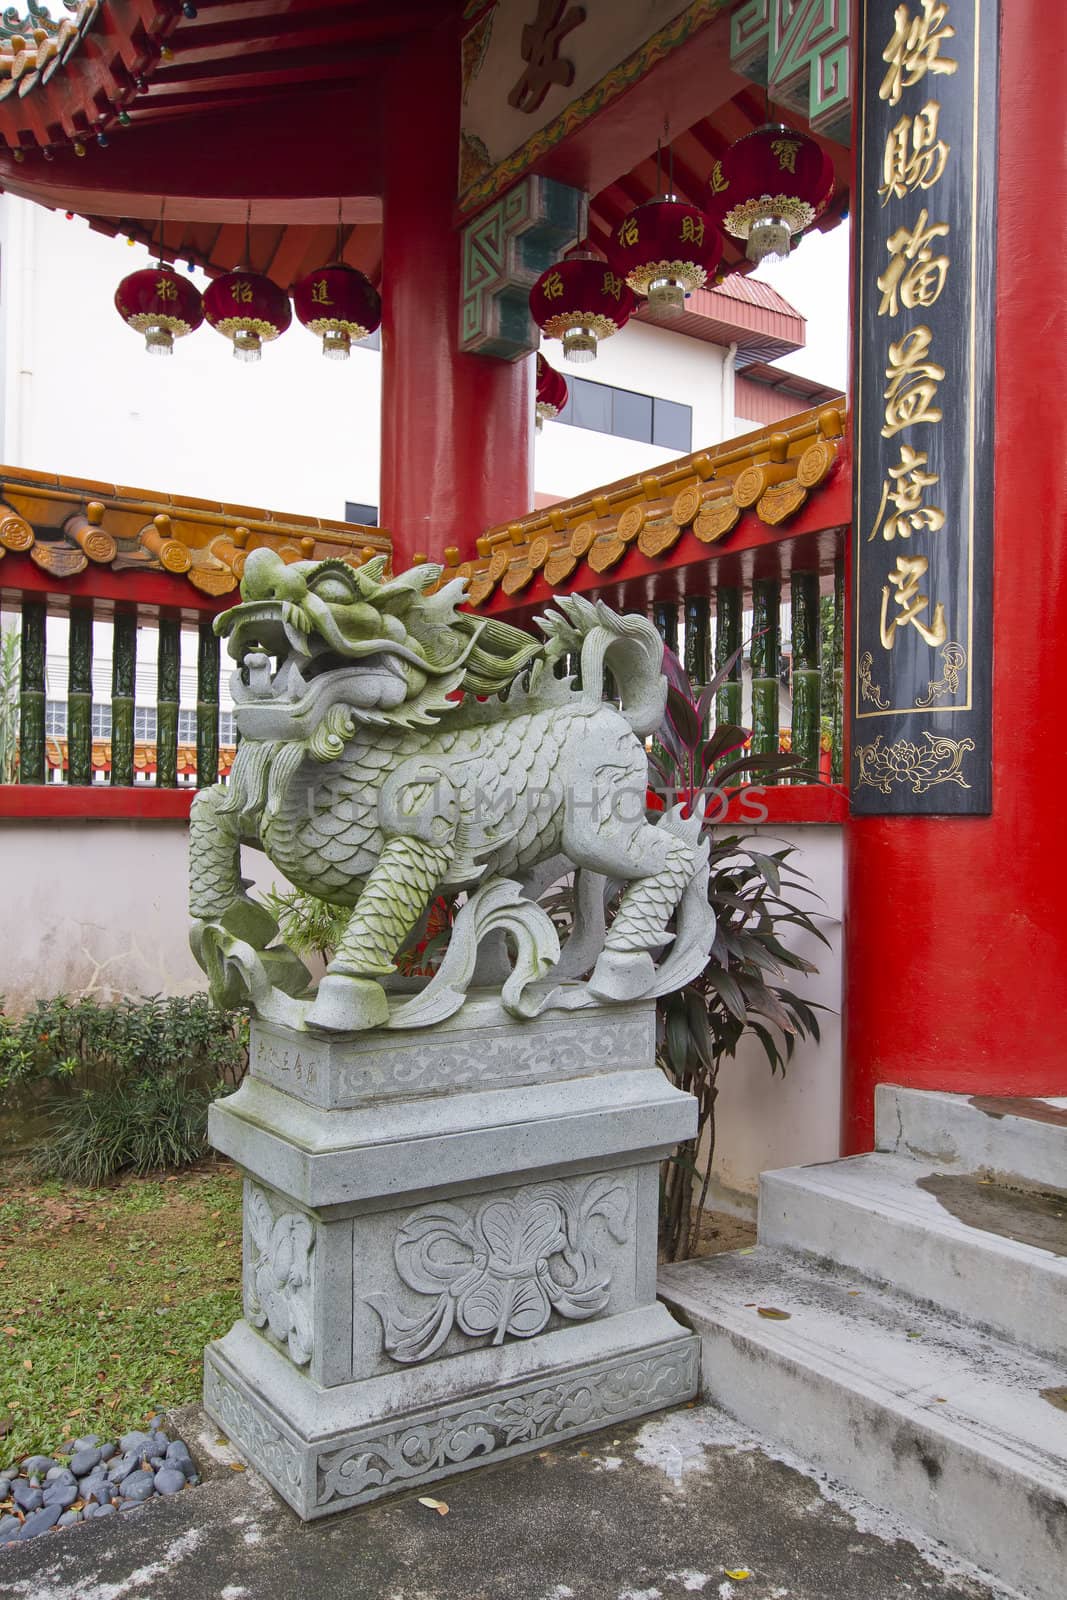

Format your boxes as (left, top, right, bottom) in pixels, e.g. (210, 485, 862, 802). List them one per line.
(217, 549, 542, 742)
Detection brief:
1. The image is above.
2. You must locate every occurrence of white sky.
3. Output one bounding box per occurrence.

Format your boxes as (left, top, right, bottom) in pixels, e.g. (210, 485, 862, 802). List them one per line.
(750, 218, 851, 394)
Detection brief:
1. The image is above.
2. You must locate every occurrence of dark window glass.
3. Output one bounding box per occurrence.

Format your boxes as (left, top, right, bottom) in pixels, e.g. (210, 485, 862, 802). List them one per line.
(344, 502, 379, 526)
(570, 378, 612, 434)
(612, 387, 653, 443)
(652, 398, 692, 453)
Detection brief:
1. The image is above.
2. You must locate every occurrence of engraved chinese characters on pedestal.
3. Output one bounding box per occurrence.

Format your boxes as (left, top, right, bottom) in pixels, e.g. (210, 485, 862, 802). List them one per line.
(368, 1177, 629, 1363)
(245, 1184, 315, 1366)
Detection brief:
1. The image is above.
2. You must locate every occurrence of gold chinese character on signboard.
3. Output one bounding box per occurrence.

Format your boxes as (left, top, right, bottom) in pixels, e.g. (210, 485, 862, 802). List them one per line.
(617, 215, 639, 248)
(868, 445, 946, 541)
(508, 0, 587, 115)
(882, 324, 945, 437)
(310, 278, 333, 306)
(879, 0, 958, 108)
(602, 271, 624, 300)
(541, 270, 565, 301)
(231, 280, 253, 304)
(709, 161, 728, 195)
(880, 552, 947, 647)
(877, 208, 950, 316)
(155, 277, 178, 301)
(770, 137, 802, 173)
(879, 101, 950, 204)
(680, 214, 705, 247)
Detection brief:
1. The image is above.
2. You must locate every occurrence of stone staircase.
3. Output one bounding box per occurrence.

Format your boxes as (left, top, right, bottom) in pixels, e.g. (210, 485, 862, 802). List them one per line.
(658, 1086, 1067, 1600)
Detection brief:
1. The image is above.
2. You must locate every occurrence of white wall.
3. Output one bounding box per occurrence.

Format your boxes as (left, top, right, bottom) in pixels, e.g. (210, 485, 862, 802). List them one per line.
(708, 825, 843, 1211)
(0, 199, 382, 520)
(535, 319, 731, 501)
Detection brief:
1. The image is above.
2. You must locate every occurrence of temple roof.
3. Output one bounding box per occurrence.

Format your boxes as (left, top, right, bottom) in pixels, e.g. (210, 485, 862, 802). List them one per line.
(0, 463, 388, 599)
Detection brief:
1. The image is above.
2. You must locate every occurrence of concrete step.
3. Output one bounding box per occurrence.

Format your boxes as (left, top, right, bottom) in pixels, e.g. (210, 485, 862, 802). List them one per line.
(877, 1084, 1067, 1193)
(758, 1152, 1067, 1362)
(659, 1246, 1067, 1600)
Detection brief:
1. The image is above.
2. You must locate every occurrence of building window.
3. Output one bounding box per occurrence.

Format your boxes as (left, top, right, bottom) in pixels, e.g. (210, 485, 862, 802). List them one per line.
(554, 377, 692, 452)
(219, 711, 236, 744)
(178, 709, 196, 743)
(45, 700, 68, 737)
(91, 703, 112, 738)
(134, 706, 157, 741)
(345, 501, 379, 526)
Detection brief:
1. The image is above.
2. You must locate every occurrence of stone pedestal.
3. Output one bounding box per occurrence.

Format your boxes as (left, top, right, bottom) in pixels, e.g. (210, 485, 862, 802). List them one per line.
(204, 997, 699, 1518)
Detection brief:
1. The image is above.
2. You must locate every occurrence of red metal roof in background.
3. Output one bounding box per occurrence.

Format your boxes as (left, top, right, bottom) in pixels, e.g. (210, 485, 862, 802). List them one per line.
(635, 274, 808, 364)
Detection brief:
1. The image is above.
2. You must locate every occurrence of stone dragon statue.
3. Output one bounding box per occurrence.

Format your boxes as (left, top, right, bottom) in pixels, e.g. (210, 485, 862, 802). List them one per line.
(189, 549, 714, 1032)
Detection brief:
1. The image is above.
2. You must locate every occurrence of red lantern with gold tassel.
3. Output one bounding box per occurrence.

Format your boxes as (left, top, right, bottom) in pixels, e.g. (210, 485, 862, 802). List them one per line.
(114, 263, 203, 356)
(535, 352, 568, 429)
(707, 124, 834, 265)
(203, 269, 292, 362)
(608, 198, 722, 314)
(529, 254, 635, 365)
(292, 264, 381, 360)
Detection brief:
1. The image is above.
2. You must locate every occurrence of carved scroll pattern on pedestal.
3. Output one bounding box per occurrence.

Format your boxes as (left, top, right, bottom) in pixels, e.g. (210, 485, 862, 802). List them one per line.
(204, 1364, 304, 1493)
(367, 1177, 630, 1364)
(316, 1343, 698, 1506)
(245, 1183, 316, 1366)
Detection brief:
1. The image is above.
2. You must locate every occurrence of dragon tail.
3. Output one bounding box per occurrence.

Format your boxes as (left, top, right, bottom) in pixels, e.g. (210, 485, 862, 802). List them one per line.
(535, 595, 667, 737)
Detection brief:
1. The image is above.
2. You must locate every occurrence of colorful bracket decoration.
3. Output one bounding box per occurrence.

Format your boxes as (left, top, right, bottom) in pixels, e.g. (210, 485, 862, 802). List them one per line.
(730, 0, 851, 144)
(459, 175, 584, 360)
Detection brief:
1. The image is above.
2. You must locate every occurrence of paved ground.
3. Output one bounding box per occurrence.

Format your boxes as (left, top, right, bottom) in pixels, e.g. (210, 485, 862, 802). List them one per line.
(0, 1401, 1018, 1600)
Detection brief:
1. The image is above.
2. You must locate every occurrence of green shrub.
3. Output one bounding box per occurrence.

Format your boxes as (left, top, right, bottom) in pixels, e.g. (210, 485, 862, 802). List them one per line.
(0, 993, 248, 1182)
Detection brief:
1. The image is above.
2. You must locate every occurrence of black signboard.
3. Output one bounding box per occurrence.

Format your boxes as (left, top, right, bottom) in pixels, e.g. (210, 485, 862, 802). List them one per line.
(851, 0, 997, 813)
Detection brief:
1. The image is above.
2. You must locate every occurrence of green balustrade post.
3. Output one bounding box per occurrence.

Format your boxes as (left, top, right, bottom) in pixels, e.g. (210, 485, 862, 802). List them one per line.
(684, 595, 710, 689)
(157, 619, 180, 789)
(197, 622, 220, 789)
(790, 572, 821, 781)
(653, 600, 679, 658)
(110, 611, 136, 787)
(750, 578, 781, 774)
(67, 607, 93, 786)
(832, 557, 845, 783)
(18, 601, 46, 785)
(714, 587, 743, 733)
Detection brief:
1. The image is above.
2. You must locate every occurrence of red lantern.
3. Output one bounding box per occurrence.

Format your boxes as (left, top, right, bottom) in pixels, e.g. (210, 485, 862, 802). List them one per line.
(707, 124, 834, 265)
(535, 352, 568, 429)
(608, 198, 723, 314)
(114, 264, 203, 356)
(203, 269, 292, 362)
(529, 255, 635, 364)
(292, 263, 381, 360)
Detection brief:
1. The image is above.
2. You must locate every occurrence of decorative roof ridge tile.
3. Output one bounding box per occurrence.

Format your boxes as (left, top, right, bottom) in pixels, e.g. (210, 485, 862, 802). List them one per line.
(0, 461, 391, 596)
(439, 404, 847, 607)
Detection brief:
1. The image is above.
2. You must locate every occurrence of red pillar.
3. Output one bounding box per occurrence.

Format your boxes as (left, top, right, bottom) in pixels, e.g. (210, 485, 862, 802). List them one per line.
(843, 3, 1067, 1151)
(379, 22, 533, 571)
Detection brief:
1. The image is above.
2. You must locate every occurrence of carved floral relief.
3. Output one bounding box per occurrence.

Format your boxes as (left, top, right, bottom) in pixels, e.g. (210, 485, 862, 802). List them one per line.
(246, 1184, 316, 1366)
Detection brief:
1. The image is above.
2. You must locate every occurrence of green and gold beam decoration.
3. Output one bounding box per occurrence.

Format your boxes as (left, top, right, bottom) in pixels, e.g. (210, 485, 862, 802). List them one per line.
(851, 0, 996, 813)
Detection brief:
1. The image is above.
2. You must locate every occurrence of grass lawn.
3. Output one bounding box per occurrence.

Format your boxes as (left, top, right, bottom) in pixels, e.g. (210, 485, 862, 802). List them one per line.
(0, 1162, 242, 1467)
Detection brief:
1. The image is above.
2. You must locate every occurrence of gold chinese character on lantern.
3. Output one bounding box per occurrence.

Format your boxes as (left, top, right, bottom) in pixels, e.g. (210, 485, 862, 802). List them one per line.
(680, 215, 705, 247)
(617, 215, 639, 248)
(880, 0, 958, 108)
(770, 137, 802, 174)
(310, 278, 333, 306)
(231, 280, 254, 305)
(541, 270, 565, 301)
(709, 161, 728, 195)
(877, 208, 950, 316)
(882, 324, 945, 437)
(602, 271, 624, 300)
(880, 552, 948, 647)
(879, 101, 950, 204)
(155, 277, 179, 302)
(869, 445, 946, 541)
